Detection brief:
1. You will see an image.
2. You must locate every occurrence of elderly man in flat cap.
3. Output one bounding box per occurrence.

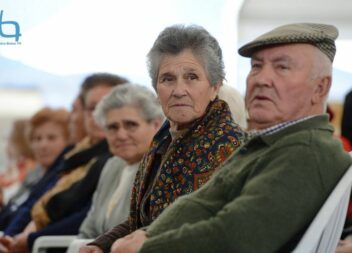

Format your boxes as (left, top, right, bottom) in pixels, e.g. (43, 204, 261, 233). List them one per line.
(84, 23, 352, 253)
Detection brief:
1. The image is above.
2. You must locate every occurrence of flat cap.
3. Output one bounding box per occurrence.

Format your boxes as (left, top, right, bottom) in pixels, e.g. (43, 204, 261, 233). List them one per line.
(238, 23, 339, 62)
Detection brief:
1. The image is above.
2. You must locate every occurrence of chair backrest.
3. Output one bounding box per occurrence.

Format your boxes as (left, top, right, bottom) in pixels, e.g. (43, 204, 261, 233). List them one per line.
(292, 163, 352, 253)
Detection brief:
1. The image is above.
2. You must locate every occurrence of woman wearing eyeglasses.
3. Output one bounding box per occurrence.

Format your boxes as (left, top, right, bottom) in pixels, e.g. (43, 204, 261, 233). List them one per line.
(68, 84, 164, 248)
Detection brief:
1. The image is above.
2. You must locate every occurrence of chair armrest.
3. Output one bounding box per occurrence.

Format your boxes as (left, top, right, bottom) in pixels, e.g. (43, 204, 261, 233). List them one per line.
(32, 235, 77, 253)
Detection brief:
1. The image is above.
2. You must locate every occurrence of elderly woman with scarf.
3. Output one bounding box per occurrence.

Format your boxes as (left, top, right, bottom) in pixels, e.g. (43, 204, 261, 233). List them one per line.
(80, 24, 245, 253)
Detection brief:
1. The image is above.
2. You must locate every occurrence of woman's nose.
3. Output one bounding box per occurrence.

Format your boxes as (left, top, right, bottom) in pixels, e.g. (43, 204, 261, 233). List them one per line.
(172, 79, 188, 97)
(115, 128, 129, 139)
(37, 139, 49, 148)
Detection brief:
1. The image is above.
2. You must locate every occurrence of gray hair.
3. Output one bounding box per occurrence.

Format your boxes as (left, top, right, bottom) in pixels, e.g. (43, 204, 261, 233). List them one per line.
(147, 24, 225, 89)
(310, 46, 333, 80)
(93, 83, 165, 126)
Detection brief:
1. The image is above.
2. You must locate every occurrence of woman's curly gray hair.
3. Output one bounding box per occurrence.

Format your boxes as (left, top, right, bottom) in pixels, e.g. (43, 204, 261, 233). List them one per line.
(147, 24, 225, 89)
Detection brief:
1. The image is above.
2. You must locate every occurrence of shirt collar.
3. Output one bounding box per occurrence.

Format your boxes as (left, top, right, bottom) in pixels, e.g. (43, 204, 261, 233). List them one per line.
(248, 116, 315, 138)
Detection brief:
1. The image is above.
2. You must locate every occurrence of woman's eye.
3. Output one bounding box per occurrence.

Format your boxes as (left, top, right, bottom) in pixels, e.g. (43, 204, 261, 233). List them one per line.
(187, 74, 198, 80)
(166, 77, 174, 81)
(106, 123, 119, 132)
(124, 121, 139, 131)
(33, 137, 41, 142)
(160, 75, 174, 83)
(279, 65, 289, 70)
(48, 135, 57, 141)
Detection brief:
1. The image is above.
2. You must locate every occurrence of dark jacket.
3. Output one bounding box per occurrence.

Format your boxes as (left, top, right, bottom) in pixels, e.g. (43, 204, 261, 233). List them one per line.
(2, 145, 74, 235)
(27, 150, 112, 250)
(4, 139, 109, 237)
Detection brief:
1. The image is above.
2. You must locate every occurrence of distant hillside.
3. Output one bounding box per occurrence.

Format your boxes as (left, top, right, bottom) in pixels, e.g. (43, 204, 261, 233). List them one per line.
(0, 57, 87, 108)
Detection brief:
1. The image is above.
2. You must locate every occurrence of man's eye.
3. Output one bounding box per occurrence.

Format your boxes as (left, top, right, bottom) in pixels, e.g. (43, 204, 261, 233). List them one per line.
(251, 63, 261, 69)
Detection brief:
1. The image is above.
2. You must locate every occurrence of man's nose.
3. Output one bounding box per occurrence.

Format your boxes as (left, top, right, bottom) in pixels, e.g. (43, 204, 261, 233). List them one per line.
(252, 66, 274, 87)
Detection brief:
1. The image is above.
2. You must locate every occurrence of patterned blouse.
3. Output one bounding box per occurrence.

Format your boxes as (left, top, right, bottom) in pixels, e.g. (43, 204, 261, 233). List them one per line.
(129, 98, 245, 231)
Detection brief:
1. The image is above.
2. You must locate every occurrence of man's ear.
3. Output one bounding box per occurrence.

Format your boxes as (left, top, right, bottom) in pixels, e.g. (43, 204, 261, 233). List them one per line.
(312, 76, 331, 104)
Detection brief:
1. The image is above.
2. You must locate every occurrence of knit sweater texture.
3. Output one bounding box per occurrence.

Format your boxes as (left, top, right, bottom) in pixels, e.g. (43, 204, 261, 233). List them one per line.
(140, 115, 352, 253)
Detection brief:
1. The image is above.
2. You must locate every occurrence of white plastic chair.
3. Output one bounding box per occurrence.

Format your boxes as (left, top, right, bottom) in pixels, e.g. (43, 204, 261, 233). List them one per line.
(292, 164, 352, 253)
(32, 235, 93, 253)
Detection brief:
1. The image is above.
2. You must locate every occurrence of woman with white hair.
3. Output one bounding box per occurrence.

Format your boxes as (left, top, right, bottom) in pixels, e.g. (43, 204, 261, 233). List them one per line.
(81, 83, 164, 237)
(65, 83, 164, 252)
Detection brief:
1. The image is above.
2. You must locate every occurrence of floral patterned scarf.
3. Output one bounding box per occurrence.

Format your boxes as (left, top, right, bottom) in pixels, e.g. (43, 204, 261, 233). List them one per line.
(129, 98, 245, 230)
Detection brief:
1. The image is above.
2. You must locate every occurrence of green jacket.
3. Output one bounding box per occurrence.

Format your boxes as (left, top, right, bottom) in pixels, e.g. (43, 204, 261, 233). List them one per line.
(140, 115, 352, 253)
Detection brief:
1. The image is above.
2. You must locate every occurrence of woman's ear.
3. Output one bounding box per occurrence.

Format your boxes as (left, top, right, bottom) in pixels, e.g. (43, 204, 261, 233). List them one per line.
(211, 82, 221, 101)
(151, 118, 163, 131)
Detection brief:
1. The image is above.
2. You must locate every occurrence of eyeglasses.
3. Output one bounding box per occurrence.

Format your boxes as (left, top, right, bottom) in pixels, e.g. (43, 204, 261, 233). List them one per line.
(105, 121, 140, 135)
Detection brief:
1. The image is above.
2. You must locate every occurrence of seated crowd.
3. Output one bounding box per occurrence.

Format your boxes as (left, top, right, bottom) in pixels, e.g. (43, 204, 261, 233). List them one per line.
(0, 22, 351, 253)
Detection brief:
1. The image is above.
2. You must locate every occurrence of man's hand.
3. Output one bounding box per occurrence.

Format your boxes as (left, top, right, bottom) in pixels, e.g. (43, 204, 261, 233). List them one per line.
(336, 239, 352, 253)
(111, 230, 147, 253)
(79, 245, 103, 253)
